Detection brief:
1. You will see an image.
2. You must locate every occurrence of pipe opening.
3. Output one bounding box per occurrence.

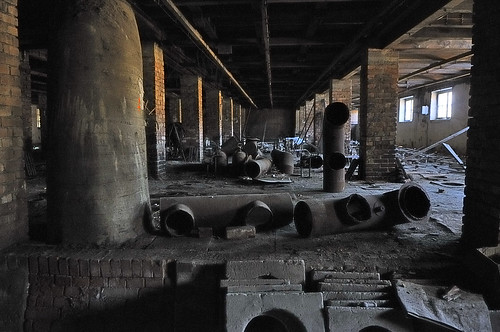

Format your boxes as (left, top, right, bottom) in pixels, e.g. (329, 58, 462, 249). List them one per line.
(344, 194, 371, 223)
(328, 153, 347, 170)
(325, 102, 350, 126)
(161, 204, 194, 236)
(399, 185, 431, 220)
(244, 315, 288, 332)
(244, 200, 273, 227)
(244, 161, 261, 178)
(294, 201, 313, 237)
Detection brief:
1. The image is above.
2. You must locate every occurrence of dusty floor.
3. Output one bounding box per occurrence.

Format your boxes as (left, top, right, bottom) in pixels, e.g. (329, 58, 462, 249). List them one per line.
(24, 149, 467, 281)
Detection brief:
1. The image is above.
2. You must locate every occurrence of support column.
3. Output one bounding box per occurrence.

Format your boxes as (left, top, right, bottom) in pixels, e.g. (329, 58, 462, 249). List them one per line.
(47, 0, 150, 245)
(359, 48, 398, 181)
(142, 42, 166, 179)
(234, 103, 242, 140)
(462, 0, 500, 248)
(0, 0, 28, 249)
(180, 75, 203, 161)
(313, 94, 326, 150)
(167, 92, 181, 124)
(330, 78, 353, 147)
(20, 53, 32, 151)
(205, 87, 222, 146)
(222, 95, 233, 140)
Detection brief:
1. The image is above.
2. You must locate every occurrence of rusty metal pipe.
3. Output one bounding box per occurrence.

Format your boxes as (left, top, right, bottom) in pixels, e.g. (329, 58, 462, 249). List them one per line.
(160, 193, 293, 236)
(323, 102, 350, 193)
(244, 157, 272, 178)
(294, 183, 430, 237)
(271, 149, 294, 175)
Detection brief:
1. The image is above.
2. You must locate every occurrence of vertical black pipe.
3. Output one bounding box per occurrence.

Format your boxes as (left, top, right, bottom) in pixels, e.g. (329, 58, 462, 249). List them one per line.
(323, 102, 350, 192)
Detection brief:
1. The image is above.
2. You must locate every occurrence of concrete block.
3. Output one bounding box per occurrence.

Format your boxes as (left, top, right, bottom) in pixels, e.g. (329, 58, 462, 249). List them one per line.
(310, 270, 380, 283)
(225, 292, 325, 332)
(225, 225, 256, 239)
(325, 299, 393, 308)
(318, 281, 391, 292)
(220, 279, 290, 287)
(225, 284, 303, 293)
(226, 259, 305, 284)
(327, 306, 412, 332)
(322, 291, 390, 301)
(197, 227, 213, 238)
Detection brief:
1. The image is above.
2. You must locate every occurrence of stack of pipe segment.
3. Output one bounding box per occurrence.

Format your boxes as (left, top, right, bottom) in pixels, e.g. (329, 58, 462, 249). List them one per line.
(160, 193, 294, 236)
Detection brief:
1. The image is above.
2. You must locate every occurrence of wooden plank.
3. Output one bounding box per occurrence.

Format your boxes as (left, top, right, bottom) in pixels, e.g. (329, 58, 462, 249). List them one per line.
(442, 143, 466, 169)
(418, 127, 469, 154)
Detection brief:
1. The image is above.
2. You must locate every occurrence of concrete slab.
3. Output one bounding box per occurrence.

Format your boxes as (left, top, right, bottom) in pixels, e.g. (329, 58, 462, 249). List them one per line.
(226, 259, 305, 284)
(225, 292, 325, 332)
(322, 291, 390, 301)
(327, 306, 413, 331)
(220, 279, 290, 287)
(310, 270, 381, 282)
(225, 284, 303, 293)
(318, 281, 391, 292)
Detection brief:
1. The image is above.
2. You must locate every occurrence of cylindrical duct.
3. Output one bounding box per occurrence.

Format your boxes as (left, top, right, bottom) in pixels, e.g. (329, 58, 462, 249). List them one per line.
(47, 0, 150, 245)
(271, 149, 295, 175)
(245, 157, 272, 178)
(160, 193, 293, 236)
(323, 102, 350, 192)
(221, 136, 239, 156)
(294, 183, 430, 237)
(243, 137, 260, 158)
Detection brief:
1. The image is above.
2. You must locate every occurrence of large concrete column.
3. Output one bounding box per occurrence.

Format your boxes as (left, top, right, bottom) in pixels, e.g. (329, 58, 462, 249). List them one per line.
(180, 75, 203, 161)
(222, 96, 234, 140)
(330, 78, 353, 147)
(143, 42, 166, 179)
(359, 49, 398, 181)
(0, 0, 28, 249)
(205, 87, 223, 146)
(47, 0, 150, 245)
(462, 0, 500, 248)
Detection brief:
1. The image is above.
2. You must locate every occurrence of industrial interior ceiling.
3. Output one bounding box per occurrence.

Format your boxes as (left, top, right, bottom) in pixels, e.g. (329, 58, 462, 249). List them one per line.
(18, 0, 473, 111)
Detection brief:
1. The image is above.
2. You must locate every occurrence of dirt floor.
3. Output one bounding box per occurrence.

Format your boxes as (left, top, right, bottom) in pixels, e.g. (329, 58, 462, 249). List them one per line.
(24, 149, 467, 282)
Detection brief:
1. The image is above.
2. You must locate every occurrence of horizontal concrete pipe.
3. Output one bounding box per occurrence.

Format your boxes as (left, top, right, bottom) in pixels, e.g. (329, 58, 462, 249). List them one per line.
(294, 182, 431, 237)
(160, 193, 293, 236)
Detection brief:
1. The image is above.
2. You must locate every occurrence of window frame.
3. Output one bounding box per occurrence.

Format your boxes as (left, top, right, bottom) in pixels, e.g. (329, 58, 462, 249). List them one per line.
(430, 87, 453, 120)
(398, 96, 414, 123)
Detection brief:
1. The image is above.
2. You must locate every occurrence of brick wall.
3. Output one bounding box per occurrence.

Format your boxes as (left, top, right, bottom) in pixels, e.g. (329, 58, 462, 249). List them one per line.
(330, 78, 353, 149)
(359, 49, 398, 181)
(0, 0, 28, 249)
(222, 96, 233, 140)
(180, 75, 203, 161)
(204, 88, 222, 145)
(314, 93, 326, 148)
(143, 42, 166, 179)
(20, 53, 31, 149)
(462, 0, 500, 248)
(22, 253, 174, 331)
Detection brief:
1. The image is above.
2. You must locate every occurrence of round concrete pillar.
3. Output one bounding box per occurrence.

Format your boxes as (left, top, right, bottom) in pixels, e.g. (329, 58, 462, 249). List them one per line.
(47, 0, 150, 245)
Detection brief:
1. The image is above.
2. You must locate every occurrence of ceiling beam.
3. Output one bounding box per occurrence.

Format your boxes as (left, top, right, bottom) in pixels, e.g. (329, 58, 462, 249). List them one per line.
(261, 0, 273, 108)
(156, 0, 258, 108)
(387, 0, 470, 47)
(399, 50, 472, 81)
